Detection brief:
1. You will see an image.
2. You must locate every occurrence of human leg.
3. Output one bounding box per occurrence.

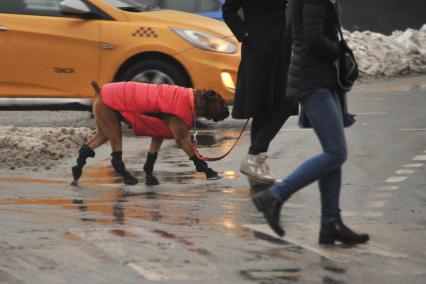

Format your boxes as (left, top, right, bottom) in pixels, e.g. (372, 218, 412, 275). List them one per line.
(241, 116, 274, 183)
(242, 109, 290, 183)
(319, 167, 342, 225)
(253, 89, 347, 235)
(249, 107, 291, 155)
(270, 89, 347, 201)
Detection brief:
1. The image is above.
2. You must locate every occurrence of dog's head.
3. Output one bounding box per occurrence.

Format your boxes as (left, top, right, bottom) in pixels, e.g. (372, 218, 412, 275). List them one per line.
(199, 90, 230, 122)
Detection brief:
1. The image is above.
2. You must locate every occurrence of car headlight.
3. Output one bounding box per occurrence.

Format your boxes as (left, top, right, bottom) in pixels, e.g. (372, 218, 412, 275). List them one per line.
(171, 28, 237, 54)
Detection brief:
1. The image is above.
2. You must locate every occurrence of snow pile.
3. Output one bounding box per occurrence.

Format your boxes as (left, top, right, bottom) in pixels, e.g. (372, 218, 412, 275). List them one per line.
(0, 126, 94, 170)
(345, 25, 426, 77)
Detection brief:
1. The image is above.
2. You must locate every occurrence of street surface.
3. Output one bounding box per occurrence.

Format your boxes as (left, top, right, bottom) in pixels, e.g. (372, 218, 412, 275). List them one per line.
(0, 75, 425, 283)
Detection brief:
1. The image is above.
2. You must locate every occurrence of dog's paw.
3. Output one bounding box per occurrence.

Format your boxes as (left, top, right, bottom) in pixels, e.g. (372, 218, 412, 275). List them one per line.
(205, 168, 221, 180)
(145, 175, 160, 186)
(72, 166, 83, 182)
(124, 175, 139, 185)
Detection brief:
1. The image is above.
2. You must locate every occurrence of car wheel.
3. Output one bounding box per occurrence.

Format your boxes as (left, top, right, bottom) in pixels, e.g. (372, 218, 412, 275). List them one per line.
(119, 60, 190, 87)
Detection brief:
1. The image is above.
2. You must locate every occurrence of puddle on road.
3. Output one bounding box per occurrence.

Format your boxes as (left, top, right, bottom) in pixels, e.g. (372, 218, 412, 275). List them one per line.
(0, 177, 67, 185)
(0, 198, 113, 206)
(223, 171, 239, 179)
(1, 129, 257, 238)
(240, 268, 301, 283)
(62, 232, 81, 241)
(0, 186, 249, 229)
(110, 229, 137, 238)
(152, 229, 212, 256)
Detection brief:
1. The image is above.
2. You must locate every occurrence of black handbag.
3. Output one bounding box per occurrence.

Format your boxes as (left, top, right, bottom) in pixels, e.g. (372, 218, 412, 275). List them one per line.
(331, 1, 359, 93)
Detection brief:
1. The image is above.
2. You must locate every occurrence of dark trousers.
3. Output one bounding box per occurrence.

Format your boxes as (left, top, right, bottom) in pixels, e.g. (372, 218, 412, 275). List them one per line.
(249, 106, 291, 155)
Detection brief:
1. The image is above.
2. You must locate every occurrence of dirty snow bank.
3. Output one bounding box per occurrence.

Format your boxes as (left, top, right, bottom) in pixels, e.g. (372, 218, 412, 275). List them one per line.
(346, 25, 426, 77)
(0, 126, 94, 170)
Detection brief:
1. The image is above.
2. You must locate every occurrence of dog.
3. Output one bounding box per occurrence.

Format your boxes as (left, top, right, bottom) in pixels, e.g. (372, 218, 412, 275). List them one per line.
(71, 81, 230, 186)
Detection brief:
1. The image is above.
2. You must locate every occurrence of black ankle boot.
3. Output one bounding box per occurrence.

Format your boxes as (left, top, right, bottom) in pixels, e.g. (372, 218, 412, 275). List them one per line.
(319, 218, 370, 245)
(143, 152, 159, 185)
(71, 145, 95, 185)
(111, 151, 138, 185)
(252, 190, 285, 237)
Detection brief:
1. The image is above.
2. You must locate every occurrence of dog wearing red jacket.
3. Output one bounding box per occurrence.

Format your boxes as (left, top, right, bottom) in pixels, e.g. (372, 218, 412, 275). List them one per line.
(71, 81, 229, 186)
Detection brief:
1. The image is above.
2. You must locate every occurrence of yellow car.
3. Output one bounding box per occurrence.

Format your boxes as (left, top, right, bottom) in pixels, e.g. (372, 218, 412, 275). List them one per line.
(0, 0, 239, 105)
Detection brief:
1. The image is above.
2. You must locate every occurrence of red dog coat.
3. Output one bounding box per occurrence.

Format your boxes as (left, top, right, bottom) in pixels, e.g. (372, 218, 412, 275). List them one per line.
(100, 82, 194, 138)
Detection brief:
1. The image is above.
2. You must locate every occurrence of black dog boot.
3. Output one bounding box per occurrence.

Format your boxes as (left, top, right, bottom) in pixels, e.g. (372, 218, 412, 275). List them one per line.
(111, 151, 138, 185)
(319, 217, 370, 245)
(252, 189, 285, 237)
(71, 144, 95, 186)
(190, 155, 221, 180)
(143, 152, 159, 185)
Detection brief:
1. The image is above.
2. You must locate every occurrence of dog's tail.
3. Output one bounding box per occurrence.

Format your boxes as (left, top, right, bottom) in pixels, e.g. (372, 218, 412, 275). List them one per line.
(91, 81, 101, 97)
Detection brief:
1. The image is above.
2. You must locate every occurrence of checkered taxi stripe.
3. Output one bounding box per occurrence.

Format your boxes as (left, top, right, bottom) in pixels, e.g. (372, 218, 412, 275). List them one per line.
(132, 27, 158, 38)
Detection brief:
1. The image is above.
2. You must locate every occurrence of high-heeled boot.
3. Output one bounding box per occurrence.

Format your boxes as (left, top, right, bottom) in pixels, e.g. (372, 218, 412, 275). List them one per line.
(319, 217, 370, 245)
(240, 153, 275, 184)
(252, 189, 285, 237)
(143, 152, 159, 185)
(111, 151, 138, 185)
(71, 144, 95, 185)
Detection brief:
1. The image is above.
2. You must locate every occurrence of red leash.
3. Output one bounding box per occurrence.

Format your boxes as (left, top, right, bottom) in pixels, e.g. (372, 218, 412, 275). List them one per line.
(193, 119, 249, 162)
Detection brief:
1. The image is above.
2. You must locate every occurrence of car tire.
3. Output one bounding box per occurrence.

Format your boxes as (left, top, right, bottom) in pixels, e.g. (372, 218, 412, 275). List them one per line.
(119, 60, 191, 87)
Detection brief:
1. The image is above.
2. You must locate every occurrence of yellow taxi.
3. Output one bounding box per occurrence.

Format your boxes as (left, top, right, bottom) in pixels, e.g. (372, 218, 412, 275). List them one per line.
(0, 0, 239, 105)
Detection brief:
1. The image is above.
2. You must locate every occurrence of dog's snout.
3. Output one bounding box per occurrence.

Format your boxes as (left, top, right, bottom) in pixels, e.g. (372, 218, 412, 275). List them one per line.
(213, 105, 230, 122)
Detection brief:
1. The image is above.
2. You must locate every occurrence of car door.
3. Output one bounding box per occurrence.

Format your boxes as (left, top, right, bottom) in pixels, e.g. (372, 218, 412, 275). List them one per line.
(0, 0, 101, 98)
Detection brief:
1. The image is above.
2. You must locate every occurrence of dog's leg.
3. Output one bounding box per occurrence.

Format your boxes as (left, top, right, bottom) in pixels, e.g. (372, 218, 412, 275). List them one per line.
(87, 132, 108, 150)
(143, 152, 159, 185)
(71, 144, 95, 186)
(143, 137, 163, 185)
(71, 131, 108, 186)
(110, 151, 138, 185)
(71, 83, 109, 186)
(189, 154, 220, 179)
(107, 125, 138, 186)
(94, 98, 138, 186)
(167, 116, 220, 180)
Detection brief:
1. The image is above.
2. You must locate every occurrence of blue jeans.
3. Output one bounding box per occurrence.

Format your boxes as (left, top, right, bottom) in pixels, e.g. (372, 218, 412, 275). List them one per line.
(270, 88, 347, 224)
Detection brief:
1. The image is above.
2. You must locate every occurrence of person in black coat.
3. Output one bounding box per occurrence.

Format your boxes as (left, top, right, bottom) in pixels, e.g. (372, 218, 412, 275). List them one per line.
(222, 0, 297, 184)
(252, 0, 369, 245)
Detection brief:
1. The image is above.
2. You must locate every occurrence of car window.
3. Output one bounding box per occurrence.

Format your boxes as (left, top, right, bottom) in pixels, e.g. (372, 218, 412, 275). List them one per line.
(0, 0, 64, 16)
(133, 0, 220, 13)
(198, 0, 220, 12)
(162, 0, 197, 13)
(102, 0, 158, 11)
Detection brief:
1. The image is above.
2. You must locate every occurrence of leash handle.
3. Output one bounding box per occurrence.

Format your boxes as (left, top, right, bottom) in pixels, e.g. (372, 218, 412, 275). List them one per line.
(193, 119, 249, 162)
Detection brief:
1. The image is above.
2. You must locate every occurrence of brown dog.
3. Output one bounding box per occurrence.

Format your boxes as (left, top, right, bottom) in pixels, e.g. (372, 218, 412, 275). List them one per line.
(71, 81, 229, 186)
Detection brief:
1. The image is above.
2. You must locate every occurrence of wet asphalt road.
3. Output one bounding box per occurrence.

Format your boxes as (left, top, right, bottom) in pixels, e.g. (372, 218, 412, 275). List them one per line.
(0, 76, 425, 284)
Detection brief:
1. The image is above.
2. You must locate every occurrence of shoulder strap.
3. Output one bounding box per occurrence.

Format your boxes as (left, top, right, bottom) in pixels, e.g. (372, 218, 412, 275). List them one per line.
(329, 0, 346, 43)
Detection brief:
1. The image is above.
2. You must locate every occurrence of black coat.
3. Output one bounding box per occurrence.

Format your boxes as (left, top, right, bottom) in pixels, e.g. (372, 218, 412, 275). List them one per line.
(286, 0, 341, 100)
(222, 0, 298, 119)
